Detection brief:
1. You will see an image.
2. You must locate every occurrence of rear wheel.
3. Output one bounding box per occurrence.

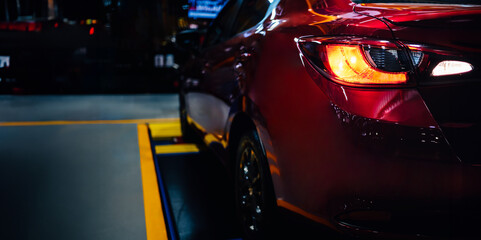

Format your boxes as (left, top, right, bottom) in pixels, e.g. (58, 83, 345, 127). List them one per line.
(235, 130, 276, 239)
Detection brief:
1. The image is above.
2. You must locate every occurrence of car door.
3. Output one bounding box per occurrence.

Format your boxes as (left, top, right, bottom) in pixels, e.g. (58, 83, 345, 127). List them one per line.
(185, 0, 271, 142)
(184, 0, 243, 140)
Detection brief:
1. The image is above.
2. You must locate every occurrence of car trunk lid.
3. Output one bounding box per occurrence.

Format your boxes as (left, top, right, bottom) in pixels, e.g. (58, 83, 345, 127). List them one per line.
(355, 3, 481, 164)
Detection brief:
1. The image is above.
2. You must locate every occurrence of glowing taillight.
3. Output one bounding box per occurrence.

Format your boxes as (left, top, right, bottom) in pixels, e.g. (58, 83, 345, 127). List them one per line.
(297, 37, 419, 87)
(431, 60, 473, 76)
(298, 36, 478, 86)
(324, 45, 407, 85)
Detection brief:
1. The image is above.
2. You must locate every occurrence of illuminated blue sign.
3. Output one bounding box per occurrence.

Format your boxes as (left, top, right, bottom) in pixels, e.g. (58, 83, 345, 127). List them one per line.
(188, 0, 228, 19)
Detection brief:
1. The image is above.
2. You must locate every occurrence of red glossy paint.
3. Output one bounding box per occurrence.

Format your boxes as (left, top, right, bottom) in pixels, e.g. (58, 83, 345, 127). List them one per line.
(181, 0, 481, 238)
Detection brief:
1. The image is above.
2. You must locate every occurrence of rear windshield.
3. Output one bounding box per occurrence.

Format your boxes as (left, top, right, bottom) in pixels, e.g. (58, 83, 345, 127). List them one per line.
(352, 0, 481, 4)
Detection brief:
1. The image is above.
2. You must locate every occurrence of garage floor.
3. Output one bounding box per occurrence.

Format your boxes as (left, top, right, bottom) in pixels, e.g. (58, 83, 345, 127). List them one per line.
(0, 95, 174, 240)
(0, 94, 341, 240)
(0, 94, 242, 240)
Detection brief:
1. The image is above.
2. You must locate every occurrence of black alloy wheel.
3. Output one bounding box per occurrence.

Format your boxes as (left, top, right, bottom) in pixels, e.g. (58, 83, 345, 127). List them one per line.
(235, 130, 276, 239)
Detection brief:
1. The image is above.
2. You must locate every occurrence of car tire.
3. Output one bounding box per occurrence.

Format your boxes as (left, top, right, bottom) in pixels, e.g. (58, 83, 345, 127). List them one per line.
(235, 130, 276, 239)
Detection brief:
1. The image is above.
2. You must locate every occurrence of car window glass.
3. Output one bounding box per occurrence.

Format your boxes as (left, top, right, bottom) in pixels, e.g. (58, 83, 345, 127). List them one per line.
(232, 0, 270, 34)
(204, 0, 242, 47)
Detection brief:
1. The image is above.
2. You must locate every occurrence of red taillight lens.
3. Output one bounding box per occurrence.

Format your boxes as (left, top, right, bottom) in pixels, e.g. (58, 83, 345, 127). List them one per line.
(297, 37, 422, 87)
(324, 44, 407, 85)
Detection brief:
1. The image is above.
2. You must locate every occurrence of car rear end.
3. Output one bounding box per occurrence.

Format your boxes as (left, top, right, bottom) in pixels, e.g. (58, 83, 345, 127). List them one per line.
(289, 1, 481, 239)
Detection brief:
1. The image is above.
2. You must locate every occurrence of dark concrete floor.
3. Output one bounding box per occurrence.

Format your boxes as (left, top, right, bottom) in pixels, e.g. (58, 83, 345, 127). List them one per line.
(0, 94, 179, 122)
(0, 94, 178, 240)
(0, 124, 146, 240)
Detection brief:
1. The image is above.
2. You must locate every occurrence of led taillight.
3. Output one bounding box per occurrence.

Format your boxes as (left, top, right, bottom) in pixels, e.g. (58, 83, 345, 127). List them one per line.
(297, 37, 424, 87)
(324, 45, 407, 85)
(298, 36, 478, 86)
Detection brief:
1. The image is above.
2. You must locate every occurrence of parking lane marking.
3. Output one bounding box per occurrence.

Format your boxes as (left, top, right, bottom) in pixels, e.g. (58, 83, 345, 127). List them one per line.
(149, 121, 200, 155)
(0, 118, 179, 127)
(138, 124, 169, 240)
(155, 144, 200, 155)
(149, 122, 182, 140)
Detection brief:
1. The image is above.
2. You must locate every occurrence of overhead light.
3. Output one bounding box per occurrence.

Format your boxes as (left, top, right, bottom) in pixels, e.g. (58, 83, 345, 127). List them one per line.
(432, 60, 473, 76)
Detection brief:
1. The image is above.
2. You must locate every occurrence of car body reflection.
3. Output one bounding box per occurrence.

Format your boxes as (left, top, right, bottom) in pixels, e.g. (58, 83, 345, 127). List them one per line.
(179, 0, 481, 238)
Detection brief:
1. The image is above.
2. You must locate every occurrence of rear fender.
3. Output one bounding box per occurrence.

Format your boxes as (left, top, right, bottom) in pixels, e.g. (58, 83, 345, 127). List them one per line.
(227, 95, 283, 200)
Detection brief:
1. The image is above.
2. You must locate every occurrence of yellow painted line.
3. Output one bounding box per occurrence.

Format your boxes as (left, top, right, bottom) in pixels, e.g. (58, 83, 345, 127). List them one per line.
(155, 144, 199, 155)
(138, 124, 168, 240)
(0, 118, 179, 127)
(149, 121, 182, 140)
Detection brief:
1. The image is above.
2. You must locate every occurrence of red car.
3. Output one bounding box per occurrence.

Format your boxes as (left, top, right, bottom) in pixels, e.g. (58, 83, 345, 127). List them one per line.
(180, 0, 481, 238)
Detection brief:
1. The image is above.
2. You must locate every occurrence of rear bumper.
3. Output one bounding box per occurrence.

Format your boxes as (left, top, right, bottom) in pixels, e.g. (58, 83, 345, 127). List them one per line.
(269, 69, 481, 239)
(321, 93, 481, 239)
